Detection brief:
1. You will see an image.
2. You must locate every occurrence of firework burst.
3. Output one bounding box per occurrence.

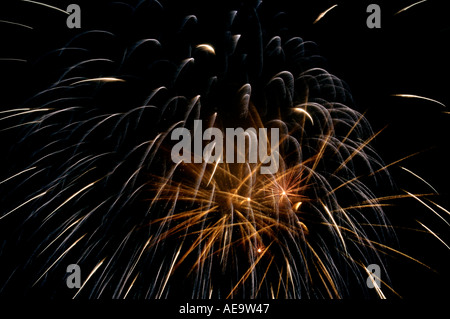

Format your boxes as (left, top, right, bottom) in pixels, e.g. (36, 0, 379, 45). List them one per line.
(0, 0, 448, 299)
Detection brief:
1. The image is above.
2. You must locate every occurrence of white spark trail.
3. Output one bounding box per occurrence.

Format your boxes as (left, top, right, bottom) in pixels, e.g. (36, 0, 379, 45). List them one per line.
(400, 167, 439, 194)
(405, 191, 450, 227)
(73, 258, 107, 299)
(21, 0, 70, 15)
(418, 221, 450, 250)
(70, 77, 126, 86)
(33, 234, 87, 286)
(391, 94, 445, 108)
(395, 1, 428, 15)
(0, 167, 37, 186)
(0, 20, 33, 29)
(313, 5, 338, 24)
(0, 191, 48, 220)
(43, 181, 99, 223)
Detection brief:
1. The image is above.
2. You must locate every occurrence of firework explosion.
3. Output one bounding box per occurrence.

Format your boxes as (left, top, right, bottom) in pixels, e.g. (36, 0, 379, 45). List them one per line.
(0, 0, 449, 299)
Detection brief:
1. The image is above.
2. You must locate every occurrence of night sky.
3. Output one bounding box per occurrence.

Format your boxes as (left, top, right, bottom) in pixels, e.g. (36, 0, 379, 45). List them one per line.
(0, 0, 449, 308)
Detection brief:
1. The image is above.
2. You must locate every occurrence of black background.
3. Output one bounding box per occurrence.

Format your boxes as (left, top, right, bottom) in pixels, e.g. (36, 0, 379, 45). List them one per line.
(1, 0, 449, 306)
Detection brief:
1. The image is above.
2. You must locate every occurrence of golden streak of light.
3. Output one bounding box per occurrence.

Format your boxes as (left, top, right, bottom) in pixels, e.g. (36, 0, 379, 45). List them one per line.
(293, 106, 314, 125)
(109, 236, 154, 298)
(404, 190, 450, 227)
(298, 221, 309, 236)
(335, 112, 367, 152)
(313, 4, 338, 24)
(73, 258, 107, 299)
(158, 243, 183, 298)
(130, 237, 153, 271)
(328, 176, 361, 196)
(336, 204, 392, 211)
(33, 234, 87, 286)
(43, 180, 99, 223)
(322, 203, 347, 255)
(359, 223, 429, 234)
(362, 193, 433, 205)
(0, 19, 33, 29)
(364, 266, 386, 299)
(334, 127, 385, 175)
(150, 209, 215, 241)
(226, 244, 271, 299)
(347, 256, 401, 298)
(308, 131, 332, 181)
(0, 108, 51, 122)
(363, 238, 434, 271)
(123, 274, 139, 299)
(369, 151, 421, 176)
(0, 166, 36, 186)
(400, 166, 439, 194)
(427, 200, 450, 217)
(0, 190, 48, 220)
(21, 0, 70, 15)
(177, 219, 224, 273)
(394, 0, 428, 15)
(417, 221, 450, 250)
(195, 44, 216, 55)
(0, 108, 33, 114)
(70, 77, 126, 86)
(391, 93, 446, 107)
(38, 217, 84, 256)
(255, 256, 275, 297)
(69, 167, 98, 186)
(306, 241, 340, 298)
(293, 201, 302, 211)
